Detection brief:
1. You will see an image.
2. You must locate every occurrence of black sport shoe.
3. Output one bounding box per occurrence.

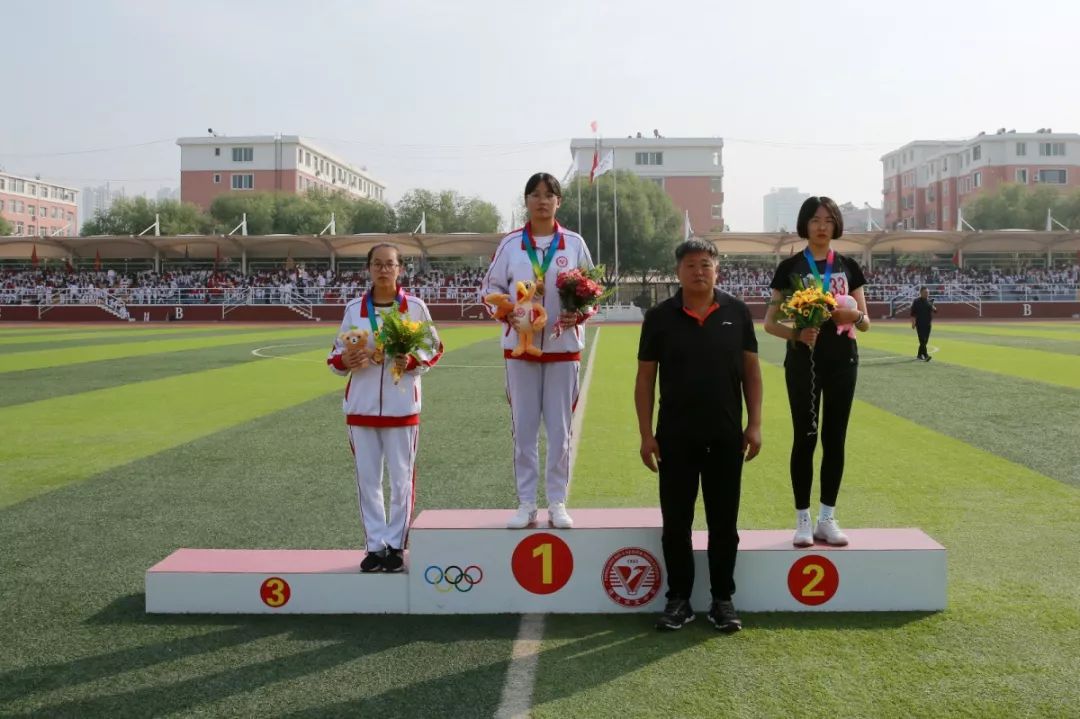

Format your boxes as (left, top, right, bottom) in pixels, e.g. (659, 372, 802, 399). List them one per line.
(707, 599, 742, 633)
(655, 599, 695, 631)
(360, 550, 385, 573)
(382, 548, 405, 573)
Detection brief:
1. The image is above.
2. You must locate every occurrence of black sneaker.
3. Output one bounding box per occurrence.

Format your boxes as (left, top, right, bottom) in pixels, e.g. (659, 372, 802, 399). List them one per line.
(707, 599, 742, 633)
(655, 599, 695, 631)
(382, 548, 405, 573)
(360, 550, 385, 573)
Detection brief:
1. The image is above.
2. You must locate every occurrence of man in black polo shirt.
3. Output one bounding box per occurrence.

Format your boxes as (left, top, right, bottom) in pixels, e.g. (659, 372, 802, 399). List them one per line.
(910, 286, 937, 361)
(635, 239, 763, 632)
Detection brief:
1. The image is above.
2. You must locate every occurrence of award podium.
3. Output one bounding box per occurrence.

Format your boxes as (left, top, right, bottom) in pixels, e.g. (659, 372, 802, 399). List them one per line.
(147, 508, 946, 614)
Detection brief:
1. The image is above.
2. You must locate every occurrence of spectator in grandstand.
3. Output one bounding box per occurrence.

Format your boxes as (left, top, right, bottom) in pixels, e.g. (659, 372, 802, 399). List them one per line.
(763, 196, 869, 549)
(480, 172, 595, 531)
(910, 286, 937, 361)
(326, 243, 444, 573)
(635, 238, 762, 632)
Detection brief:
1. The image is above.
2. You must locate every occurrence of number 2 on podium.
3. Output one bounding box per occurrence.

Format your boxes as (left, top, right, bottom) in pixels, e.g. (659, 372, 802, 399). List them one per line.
(802, 563, 825, 597)
(532, 542, 553, 584)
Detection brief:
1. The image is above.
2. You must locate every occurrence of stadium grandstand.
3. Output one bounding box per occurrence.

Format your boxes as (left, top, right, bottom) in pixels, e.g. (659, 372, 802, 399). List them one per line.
(1, 230, 1078, 321)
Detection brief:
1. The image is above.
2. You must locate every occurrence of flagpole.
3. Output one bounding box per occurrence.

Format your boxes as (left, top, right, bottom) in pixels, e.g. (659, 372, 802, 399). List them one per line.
(595, 137, 601, 265)
(612, 152, 619, 303)
(576, 151, 582, 236)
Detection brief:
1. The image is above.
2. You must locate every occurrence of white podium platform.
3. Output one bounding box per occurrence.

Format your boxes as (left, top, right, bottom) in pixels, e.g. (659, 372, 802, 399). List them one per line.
(145, 549, 408, 614)
(145, 509, 946, 614)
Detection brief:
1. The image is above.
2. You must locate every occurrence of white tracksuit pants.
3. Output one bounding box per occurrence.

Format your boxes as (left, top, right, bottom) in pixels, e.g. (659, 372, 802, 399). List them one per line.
(348, 425, 419, 552)
(505, 360, 580, 506)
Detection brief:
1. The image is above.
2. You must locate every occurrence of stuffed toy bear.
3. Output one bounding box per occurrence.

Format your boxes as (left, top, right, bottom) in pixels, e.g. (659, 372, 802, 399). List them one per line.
(338, 327, 371, 369)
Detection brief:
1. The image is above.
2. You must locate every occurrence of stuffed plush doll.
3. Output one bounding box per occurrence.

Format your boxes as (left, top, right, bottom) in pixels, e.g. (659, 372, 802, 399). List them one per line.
(338, 327, 371, 369)
(484, 279, 547, 357)
(832, 294, 858, 339)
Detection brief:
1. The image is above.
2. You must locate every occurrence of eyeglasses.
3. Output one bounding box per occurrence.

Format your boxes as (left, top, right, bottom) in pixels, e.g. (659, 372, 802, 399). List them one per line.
(370, 261, 399, 271)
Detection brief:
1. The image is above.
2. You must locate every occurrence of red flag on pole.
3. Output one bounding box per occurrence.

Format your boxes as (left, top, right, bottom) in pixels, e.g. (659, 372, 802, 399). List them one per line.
(65, 258, 74, 273)
(30, 244, 38, 268)
(951, 250, 961, 267)
(94, 249, 102, 271)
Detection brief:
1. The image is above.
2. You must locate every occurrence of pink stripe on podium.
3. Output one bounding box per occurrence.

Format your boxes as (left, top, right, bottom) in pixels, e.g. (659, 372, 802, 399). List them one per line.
(693, 528, 945, 551)
(148, 549, 380, 574)
(412, 508, 663, 530)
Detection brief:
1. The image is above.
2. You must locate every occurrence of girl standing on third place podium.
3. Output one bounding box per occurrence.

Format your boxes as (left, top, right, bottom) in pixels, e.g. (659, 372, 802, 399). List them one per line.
(327, 243, 443, 572)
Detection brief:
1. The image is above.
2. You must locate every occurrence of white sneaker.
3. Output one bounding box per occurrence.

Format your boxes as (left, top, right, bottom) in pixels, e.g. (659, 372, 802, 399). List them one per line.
(548, 502, 573, 529)
(814, 517, 849, 546)
(506, 502, 538, 529)
(793, 514, 814, 547)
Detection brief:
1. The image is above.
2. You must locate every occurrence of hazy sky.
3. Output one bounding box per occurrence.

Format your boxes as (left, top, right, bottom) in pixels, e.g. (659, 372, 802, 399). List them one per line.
(3, 0, 1078, 231)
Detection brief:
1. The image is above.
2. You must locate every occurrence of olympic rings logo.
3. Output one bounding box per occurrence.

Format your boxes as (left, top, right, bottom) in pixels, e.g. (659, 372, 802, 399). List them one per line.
(424, 564, 484, 593)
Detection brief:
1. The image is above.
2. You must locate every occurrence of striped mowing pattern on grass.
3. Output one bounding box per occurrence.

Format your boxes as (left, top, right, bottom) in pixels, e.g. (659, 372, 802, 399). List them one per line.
(0, 322, 1076, 718)
(0, 326, 493, 508)
(535, 324, 1080, 719)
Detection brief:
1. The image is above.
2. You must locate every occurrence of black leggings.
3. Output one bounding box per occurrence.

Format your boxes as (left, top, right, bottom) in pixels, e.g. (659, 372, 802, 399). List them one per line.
(784, 354, 858, 509)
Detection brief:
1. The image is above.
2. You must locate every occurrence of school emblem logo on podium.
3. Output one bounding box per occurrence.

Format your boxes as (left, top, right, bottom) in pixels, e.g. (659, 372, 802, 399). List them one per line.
(602, 547, 661, 607)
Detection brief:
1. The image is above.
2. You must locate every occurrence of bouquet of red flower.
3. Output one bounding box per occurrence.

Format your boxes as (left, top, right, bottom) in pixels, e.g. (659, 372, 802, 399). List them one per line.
(551, 265, 614, 337)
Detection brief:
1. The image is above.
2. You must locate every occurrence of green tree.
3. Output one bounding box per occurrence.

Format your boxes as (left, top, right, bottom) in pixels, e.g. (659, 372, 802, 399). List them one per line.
(271, 193, 324, 235)
(301, 188, 362, 234)
(81, 197, 214, 236)
(556, 171, 681, 285)
(0, 215, 12, 236)
(208, 193, 276, 235)
(395, 189, 500, 233)
(1051, 187, 1080, 229)
(964, 183, 1064, 230)
(351, 198, 396, 233)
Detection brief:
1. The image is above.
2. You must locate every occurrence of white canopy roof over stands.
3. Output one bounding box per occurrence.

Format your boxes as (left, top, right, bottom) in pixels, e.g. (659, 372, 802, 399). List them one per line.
(1, 230, 1078, 269)
(0, 232, 506, 270)
(705, 230, 1080, 257)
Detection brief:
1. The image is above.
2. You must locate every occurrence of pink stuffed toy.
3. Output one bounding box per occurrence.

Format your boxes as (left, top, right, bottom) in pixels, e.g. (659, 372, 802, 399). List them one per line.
(833, 294, 858, 338)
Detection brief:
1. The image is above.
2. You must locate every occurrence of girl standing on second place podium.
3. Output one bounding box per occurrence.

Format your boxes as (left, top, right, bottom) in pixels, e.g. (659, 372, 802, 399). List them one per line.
(327, 243, 443, 572)
(763, 196, 870, 548)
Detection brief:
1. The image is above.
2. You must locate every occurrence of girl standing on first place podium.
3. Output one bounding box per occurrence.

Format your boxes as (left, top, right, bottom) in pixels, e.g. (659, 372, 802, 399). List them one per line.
(327, 244, 443, 572)
(763, 196, 870, 548)
(480, 173, 595, 530)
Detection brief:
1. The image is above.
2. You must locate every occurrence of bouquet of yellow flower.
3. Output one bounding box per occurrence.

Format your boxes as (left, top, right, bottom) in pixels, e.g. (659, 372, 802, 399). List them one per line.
(779, 280, 838, 336)
(377, 310, 437, 384)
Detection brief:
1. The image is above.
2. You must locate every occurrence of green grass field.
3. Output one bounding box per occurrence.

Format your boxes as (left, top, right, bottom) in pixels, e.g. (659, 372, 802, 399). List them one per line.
(1, 320, 1078, 718)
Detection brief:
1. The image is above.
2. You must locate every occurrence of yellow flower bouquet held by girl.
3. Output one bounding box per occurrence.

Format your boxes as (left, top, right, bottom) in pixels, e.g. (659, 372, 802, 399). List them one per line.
(377, 310, 437, 384)
(778, 282, 838, 338)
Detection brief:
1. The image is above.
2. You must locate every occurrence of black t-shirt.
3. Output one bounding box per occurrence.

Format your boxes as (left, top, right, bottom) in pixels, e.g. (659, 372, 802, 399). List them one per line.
(770, 251, 866, 365)
(911, 297, 935, 325)
(638, 289, 758, 444)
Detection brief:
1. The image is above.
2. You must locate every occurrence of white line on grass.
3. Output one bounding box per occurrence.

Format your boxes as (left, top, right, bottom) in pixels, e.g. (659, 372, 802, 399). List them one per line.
(495, 328, 602, 719)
